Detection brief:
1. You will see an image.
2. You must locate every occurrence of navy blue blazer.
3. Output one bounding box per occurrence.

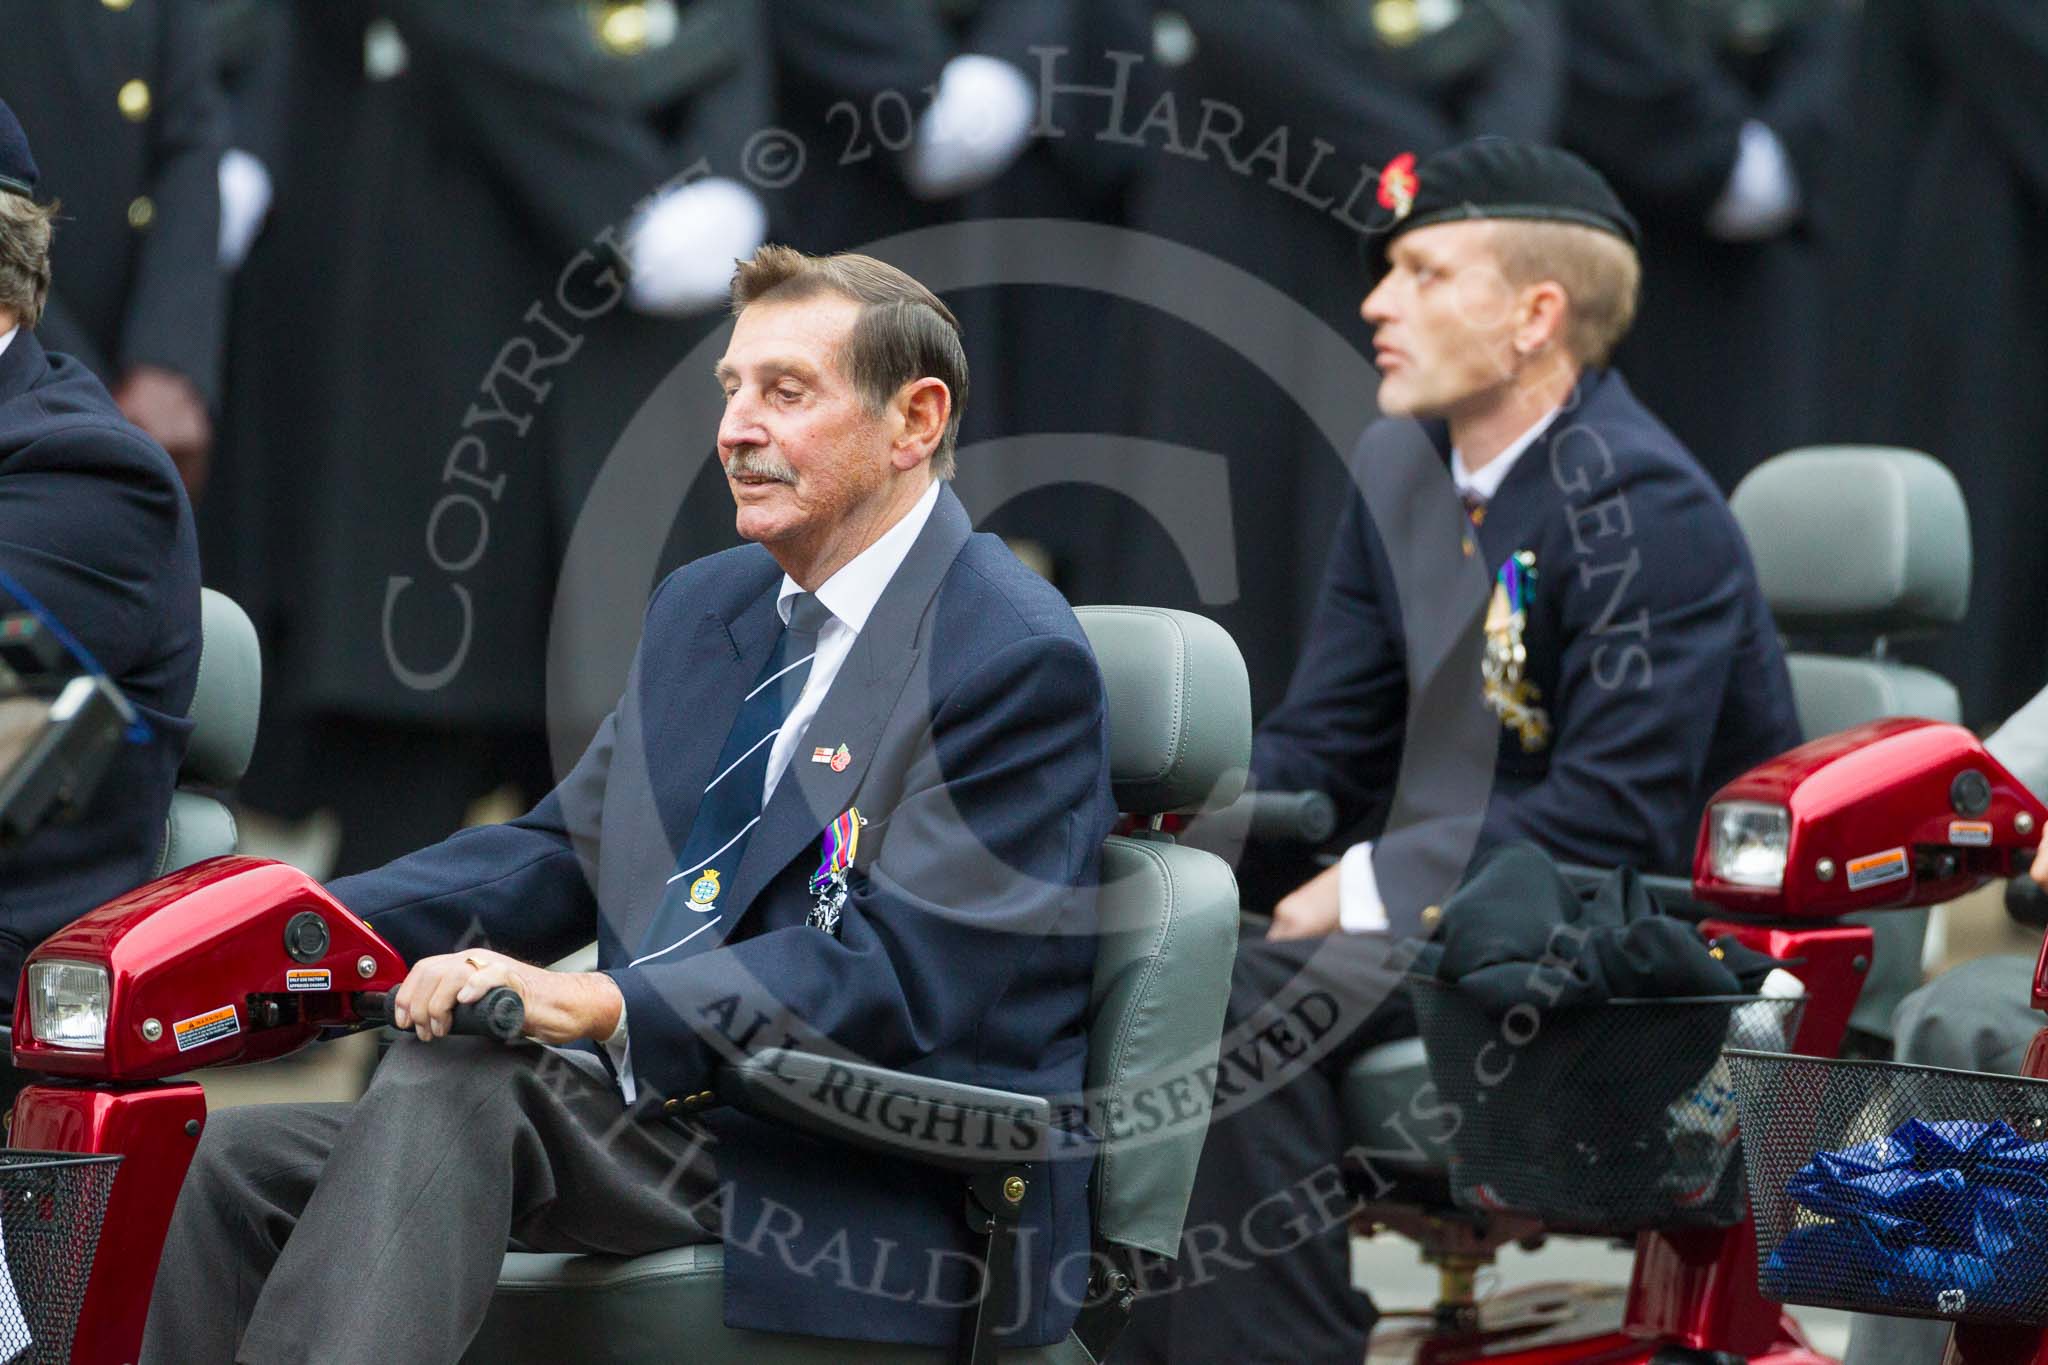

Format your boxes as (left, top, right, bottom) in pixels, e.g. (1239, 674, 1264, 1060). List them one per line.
(330, 486, 1114, 1348)
(1252, 369, 1801, 930)
(0, 330, 200, 1006)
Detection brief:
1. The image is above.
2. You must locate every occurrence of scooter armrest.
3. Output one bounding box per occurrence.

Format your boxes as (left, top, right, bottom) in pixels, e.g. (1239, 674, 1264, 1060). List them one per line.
(717, 1049, 1052, 1173)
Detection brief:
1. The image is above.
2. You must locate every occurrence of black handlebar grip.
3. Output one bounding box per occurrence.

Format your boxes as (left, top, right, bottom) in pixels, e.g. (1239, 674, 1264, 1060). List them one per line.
(1241, 790, 1340, 844)
(2008, 871, 2048, 930)
(351, 987, 527, 1043)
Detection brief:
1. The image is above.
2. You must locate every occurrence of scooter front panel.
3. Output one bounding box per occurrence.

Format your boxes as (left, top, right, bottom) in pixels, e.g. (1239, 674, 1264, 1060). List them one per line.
(11, 1082, 205, 1365)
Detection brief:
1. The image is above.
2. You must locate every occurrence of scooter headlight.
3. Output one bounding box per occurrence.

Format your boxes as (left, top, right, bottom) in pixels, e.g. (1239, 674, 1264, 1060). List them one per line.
(1710, 801, 1791, 889)
(25, 960, 108, 1050)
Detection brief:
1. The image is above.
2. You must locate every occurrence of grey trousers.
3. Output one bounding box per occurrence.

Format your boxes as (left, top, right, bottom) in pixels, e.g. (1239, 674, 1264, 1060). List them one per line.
(139, 1035, 720, 1365)
(1844, 953, 2043, 1365)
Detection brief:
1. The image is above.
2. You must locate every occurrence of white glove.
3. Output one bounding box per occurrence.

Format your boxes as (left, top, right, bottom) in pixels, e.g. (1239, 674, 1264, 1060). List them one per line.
(1706, 120, 1802, 243)
(362, 17, 410, 82)
(217, 148, 273, 270)
(624, 177, 768, 317)
(903, 54, 1037, 201)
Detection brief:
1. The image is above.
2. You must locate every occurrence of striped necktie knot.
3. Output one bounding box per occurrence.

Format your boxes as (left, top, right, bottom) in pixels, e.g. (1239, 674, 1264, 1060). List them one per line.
(785, 591, 832, 638)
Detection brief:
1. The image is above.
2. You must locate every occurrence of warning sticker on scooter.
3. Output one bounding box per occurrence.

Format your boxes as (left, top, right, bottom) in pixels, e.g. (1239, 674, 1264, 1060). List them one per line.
(172, 1004, 240, 1052)
(285, 968, 331, 992)
(1949, 821, 1994, 847)
(1846, 847, 1910, 892)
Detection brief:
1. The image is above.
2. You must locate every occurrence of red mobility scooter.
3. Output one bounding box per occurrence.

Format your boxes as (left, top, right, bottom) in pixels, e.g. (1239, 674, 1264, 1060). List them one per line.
(1315, 714, 2045, 1365)
(9, 717, 2042, 1365)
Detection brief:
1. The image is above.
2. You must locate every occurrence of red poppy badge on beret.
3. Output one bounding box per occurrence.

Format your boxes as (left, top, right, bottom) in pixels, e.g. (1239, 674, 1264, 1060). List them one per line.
(1377, 152, 1419, 221)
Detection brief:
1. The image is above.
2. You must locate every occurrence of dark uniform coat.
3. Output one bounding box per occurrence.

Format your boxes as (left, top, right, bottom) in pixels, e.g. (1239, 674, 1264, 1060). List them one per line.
(1827, 0, 2048, 728)
(222, 0, 768, 733)
(1102, 0, 1565, 715)
(1562, 0, 1849, 493)
(1248, 368, 1802, 927)
(209, 0, 770, 873)
(0, 330, 200, 1007)
(762, 0, 961, 256)
(0, 0, 227, 405)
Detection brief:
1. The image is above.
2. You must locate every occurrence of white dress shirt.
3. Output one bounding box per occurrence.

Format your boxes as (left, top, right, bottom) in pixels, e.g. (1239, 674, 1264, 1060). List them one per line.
(606, 478, 943, 1097)
(1337, 404, 1560, 934)
(0, 327, 16, 362)
(765, 477, 941, 804)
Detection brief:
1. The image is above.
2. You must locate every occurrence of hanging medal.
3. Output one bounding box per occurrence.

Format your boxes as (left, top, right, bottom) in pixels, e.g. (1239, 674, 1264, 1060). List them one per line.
(1481, 550, 1552, 752)
(807, 807, 863, 935)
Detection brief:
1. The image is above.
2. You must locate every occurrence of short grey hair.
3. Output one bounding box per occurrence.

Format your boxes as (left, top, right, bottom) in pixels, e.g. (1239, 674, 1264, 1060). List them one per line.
(0, 193, 56, 330)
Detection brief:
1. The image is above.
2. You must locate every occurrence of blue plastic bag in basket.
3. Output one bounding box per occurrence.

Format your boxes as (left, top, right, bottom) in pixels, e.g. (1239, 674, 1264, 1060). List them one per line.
(1763, 1118, 2048, 1318)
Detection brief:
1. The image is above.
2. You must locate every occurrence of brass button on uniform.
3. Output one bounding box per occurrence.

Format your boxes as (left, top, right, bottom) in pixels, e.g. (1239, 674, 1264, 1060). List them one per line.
(1421, 904, 1442, 927)
(597, 3, 651, 56)
(118, 79, 152, 122)
(102, 0, 136, 10)
(1372, 0, 1423, 47)
(662, 1098, 682, 1114)
(126, 195, 155, 230)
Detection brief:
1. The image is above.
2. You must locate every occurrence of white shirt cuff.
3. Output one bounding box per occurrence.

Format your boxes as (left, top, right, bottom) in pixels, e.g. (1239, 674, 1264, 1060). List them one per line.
(601, 999, 636, 1104)
(1707, 120, 1801, 242)
(1337, 841, 1390, 934)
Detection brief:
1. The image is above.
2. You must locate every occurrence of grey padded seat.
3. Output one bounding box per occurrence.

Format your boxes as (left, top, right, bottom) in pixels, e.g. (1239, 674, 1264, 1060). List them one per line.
(1334, 446, 1973, 1172)
(155, 588, 262, 875)
(466, 606, 1249, 1364)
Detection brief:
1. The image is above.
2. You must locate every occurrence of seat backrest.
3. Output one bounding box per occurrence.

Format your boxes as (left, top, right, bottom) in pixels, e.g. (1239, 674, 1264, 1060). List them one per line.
(1730, 445, 1969, 740)
(1732, 447, 1970, 1038)
(157, 588, 262, 875)
(1073, 606, 1249, 1258)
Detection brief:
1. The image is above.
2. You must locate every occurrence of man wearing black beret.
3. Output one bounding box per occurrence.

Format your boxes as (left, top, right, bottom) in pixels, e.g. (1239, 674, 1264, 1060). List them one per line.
(0, 99, 202, 1039)
(1117, 139, 1801, 1363)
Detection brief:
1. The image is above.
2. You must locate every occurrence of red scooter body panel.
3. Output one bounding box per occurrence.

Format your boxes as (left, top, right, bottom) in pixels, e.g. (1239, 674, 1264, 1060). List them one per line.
(1623, 923, 1873, 1356)
(1692, 718, 2044, 920)
(12, 1082, 205, 1365)
(2033, 929, 2048, 1013)
(13, 857, 408, 1079)
(6, 720, 2030, 1362)
(1944, 1026, 2048, 1363)
(7, 860, 410, 1365)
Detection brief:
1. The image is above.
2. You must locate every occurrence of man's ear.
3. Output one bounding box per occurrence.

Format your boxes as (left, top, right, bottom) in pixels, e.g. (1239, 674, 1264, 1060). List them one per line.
(891, 377, 951, 471)
(1515, 280, 1569, 358)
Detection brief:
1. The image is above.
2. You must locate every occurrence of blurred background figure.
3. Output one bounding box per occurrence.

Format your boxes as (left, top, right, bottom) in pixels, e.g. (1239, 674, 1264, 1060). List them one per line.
(1828, 0, 2048, 730)
(750, 0, 1162, 622)
(0, 0, 227, 498)
(206, 0, 292, 276)
(1560, 0, 1848, 493)
(1089, 0, 1565, 715)
(210, 0, 771, 877)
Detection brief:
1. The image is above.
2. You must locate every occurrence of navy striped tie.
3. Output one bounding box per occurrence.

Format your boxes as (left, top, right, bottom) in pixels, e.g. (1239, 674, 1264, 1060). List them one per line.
(633, 593, 831, 967)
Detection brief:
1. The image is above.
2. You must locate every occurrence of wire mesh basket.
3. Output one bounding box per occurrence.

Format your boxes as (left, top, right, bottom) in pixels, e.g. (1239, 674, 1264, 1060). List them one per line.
(0, 1151, 120, 1365)
(1409, 978, 1802, 1235)
(1728, 1050, 2048, 1326)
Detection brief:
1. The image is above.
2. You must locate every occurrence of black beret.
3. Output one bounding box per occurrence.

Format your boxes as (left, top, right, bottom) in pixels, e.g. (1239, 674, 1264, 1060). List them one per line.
(0, 99, 37, 201)
(1364, 137, 1639, 276)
